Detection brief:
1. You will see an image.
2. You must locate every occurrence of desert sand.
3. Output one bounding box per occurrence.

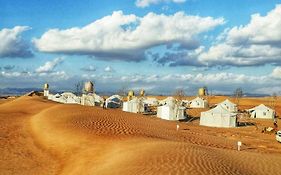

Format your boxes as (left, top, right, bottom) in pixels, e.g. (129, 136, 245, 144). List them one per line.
(0, 95, 281, 175)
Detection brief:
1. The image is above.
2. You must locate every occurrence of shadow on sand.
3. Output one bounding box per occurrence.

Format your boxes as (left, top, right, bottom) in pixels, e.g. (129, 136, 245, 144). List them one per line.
(238, 121, 256, 127)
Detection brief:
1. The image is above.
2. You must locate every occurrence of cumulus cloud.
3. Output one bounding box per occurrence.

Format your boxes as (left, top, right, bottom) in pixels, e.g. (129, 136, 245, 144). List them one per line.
(198, 5, 281, 66)
(34, 11, 224, 62)
(1, 70, 68, 80)
(271, 66, 281, 79)
(79, 67, 281, 95)
(0, 26, 33, 58)
(2, 66, 281, 95)
(135, 0, 186, 8)
(104, 66, 114, 72)
(35, 57, 64, 73)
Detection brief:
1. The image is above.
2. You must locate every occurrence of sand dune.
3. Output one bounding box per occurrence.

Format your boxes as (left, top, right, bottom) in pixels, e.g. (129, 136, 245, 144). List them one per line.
(1, 96, 281, 175)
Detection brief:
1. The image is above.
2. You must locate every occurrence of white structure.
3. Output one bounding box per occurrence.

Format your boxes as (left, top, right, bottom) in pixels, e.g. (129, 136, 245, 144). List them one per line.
(48, 93, 60, 101)
(143, 97, 159, 106)
(122, 98, 144, 113)
(84, 81, 94, 93)
(81, 94, 95, 106)
(218, 99, 237, 112)
(106, 95, 122, 108)
(157, 98, 186, 121)
(43, 83, 49, 97)
(248, 104, 275, 119)
(200, 104, 237, 128)
(93, 93, 104, 106)
(159, 97, 176, 106)
(189, 97, 208, 108)
(60, 92, 81, 104)
(276, 131, 281, 143)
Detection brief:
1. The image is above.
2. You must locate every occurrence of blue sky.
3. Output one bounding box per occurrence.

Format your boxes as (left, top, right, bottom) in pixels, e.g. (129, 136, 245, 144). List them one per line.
(1, 0, 281, 95)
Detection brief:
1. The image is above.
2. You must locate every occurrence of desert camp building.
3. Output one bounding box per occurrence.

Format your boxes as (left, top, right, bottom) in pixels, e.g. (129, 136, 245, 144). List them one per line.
(248, 104, 275, 119)
(200, 104, 237, 128)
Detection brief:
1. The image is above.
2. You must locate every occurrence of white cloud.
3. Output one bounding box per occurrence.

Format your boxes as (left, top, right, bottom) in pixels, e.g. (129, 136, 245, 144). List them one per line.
(33, 11, 224, 62)
(35, 57, 64, 73)
(37, 71, 69, 80)
(135, 0, 186, 8)
(271, 66, 281, 79)
(254, 86, 281, 95)
(2, 66, 281, 95)
(104, 66, 114, 72)
(0, 70, 68, 79)
(226, 5, 281, 46)
(0, 26, 33, 58)
(79, 66, 281, 95)
(198, 5, 281, 66)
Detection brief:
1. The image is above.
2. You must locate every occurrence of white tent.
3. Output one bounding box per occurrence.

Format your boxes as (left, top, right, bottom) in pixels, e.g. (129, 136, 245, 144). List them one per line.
(143, 97, 159, 106)
(81, 94, 96, 106)
(189, 97, 208, 108)
(60, 92, 80, 104)
(47, 94, 55, 100)
(159, 97, 176, 106)
(218, 99, 237, 112)
(47, 93, 67, 103)
(200, 104, 237, 128)
(106, 95, 122, 108)
(248, 104, 275, 119)
(81, 93, 104, 106)
(93, 93, 104, 106)
(122, 97, 144, 113)
(157, 100, 186, 121)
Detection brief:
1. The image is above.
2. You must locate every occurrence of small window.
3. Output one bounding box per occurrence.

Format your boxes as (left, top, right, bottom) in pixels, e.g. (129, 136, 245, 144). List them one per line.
(263, 112, 266, 116)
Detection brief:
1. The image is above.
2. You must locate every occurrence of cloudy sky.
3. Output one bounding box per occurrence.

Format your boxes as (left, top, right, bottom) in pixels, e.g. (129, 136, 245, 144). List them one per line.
(1, 0, 281, 95)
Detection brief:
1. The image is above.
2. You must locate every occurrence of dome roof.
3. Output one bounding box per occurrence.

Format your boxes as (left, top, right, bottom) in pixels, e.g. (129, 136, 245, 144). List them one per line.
(44, 83, 49, 90)
(128, 90, 134, 97)
(140, 89, 145, 96)
(84, 81, 94, 93)
(198, 87, 206, 96)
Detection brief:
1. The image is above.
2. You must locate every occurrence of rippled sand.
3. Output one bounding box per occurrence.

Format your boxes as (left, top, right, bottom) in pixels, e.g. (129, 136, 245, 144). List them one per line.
(0, 95, 280, 175)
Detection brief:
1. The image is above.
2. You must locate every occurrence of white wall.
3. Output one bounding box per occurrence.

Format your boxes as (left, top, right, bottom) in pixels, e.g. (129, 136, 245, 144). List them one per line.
(200, 112, 236, 128)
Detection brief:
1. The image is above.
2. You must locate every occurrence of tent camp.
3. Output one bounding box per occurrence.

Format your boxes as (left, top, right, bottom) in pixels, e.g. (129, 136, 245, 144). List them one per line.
(122, 98, 144, 113)
(106, 95, 122, 108)
(200, 104, 237, 128)
(159, 97, 176, 106)
(218, 99, 237, 112)
(60, 92, 80, 104)
(81, 94, 96, 106)
(143, 97, 159, 106)
(157, 99, 186, 121)
(248, 104, 275, 119)
(48, 93, 65, 103)
(189, 97, 208, 108)
(81, 93, 104, 106)
(93, 93, 104, 106)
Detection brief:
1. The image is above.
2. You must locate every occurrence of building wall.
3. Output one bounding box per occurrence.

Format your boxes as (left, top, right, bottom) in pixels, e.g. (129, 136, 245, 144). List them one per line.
(200, 112, 236, 128)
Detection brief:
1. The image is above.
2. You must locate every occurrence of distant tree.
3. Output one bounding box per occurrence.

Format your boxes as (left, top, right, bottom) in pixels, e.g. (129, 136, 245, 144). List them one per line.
(74, 81, 84, 96)
(174, 89, 185, 102)
(117, 85, 128, 99)
(234, 88, 243, 108)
